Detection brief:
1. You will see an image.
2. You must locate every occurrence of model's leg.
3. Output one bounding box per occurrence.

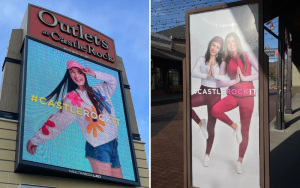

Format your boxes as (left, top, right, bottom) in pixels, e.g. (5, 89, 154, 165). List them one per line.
(110, 139, 122, 178)
(191, 90, 210, 139)
(88, 157, 112, 176)
(191, 91, 206, 125)
(205, 93, 221, 155)
(112, 168, 123, 178)
(238, 97, 254, 162)
(211, 95, 238, 127)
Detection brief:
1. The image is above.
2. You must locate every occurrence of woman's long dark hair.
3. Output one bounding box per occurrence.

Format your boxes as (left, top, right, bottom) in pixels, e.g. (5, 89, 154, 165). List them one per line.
(45, 70, 108, 115)
(224, 32, 247, 73)
(204, 36, 224, 67)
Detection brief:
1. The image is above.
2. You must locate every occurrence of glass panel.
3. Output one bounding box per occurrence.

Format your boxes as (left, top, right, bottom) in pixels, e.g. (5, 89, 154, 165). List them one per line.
(169, 69, 179, 86)
(151, 67, 163, 90)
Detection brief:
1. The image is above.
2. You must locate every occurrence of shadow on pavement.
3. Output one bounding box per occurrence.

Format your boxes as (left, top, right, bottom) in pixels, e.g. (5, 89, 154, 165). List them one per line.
(270, 130, 300, 188)
(292, 107, 300, 114)
(285, 115, 300, 129)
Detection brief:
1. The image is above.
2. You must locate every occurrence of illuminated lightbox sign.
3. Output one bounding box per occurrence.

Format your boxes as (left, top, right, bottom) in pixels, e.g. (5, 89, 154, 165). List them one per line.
(27, 5, 116, 67)
(16, 37, 140, 186)
(187, 3, 261, 188)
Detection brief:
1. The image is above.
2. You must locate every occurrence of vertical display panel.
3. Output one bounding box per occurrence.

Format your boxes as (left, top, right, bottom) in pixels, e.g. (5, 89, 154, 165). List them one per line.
(187, 2, 262, 188)
(17, 38, 139, 186)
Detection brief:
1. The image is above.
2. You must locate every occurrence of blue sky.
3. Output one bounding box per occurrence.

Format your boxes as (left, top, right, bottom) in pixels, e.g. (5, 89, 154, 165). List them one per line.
(264, 18, 281, 62)
(0, 0, 149, 162)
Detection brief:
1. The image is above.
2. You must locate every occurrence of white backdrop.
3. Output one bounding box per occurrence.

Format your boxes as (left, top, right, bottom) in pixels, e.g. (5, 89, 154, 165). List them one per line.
(190, 4, 260, 188)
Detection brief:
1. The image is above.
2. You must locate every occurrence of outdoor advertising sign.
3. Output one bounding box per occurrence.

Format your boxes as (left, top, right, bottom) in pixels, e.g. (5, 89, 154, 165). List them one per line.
(26, 4, 116, 67)
(15, 37, 139, 186)
(184, 1, 268, 188)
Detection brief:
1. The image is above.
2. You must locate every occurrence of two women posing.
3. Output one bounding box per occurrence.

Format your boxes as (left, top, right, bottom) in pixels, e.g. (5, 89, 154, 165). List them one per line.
(191, 32, 258, 174)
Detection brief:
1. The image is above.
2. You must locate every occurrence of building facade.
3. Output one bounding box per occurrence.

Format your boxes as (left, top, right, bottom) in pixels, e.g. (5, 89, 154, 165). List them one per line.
(0, 4, 148, 188)
(151, 30, 185, 100)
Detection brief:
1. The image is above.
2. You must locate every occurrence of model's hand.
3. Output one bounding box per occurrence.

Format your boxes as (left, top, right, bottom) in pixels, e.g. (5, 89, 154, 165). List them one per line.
(206, 63, 212, 78)
(83, 67, 96, 77)
(206, 67, 211, 78)
(237, 66, 241, 74)
(236, 67, 240, 82)
(27, 140, 37, 155)
(237, 67, 244, 81)
(210, 64, 215, 78)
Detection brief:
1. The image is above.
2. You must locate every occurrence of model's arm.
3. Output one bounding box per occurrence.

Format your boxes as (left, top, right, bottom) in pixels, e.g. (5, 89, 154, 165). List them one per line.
(94, 71, 117, 96)
(216, 61, 240, 87)
(27, 96, 76, 154)
(240, 52, 259, 81)
(82, 66, 117, 96)
(191, 57, 209, 79)
(214, 74, 230, 81)
(214, 61, 230, 81)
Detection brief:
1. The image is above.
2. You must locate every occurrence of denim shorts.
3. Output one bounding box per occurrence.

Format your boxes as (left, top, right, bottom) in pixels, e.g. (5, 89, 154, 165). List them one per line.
(85, 139, 121, 168)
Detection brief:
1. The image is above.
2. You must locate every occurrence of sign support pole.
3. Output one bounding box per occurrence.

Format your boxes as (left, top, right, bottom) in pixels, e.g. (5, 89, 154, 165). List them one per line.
(276, 15, 285, 130)
(285, 43, 292, 114)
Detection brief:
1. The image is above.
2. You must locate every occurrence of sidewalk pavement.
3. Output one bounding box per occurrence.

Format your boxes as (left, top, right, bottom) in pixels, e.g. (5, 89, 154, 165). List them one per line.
(151, 102, 179, 137)
(269, 93, 300, 188)
(151, 102, 183, 188)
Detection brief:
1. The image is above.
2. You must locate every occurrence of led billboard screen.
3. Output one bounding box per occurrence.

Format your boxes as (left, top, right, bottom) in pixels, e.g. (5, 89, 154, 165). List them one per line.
(16, 38, 139, 186)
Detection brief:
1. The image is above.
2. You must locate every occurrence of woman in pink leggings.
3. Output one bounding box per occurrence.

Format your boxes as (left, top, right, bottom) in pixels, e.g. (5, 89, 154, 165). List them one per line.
(191, 36, 229, 167)
(211, 32, 259, 174)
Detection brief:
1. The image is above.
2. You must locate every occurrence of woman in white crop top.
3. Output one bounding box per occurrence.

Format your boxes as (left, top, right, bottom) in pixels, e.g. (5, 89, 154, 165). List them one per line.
(26, 60, 122, 178)
(191, 36, 229, 167)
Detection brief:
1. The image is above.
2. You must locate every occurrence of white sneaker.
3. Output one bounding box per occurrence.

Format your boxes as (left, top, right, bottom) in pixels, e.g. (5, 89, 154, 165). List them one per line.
(234, 123, 242, 144)
(203, 155, 210, 167)
(199, 119, 208, 139)
(236, 161, 243, 174)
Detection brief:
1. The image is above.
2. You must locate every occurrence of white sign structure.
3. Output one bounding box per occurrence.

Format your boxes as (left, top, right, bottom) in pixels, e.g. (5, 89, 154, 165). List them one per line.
(151, 32, 172, 49)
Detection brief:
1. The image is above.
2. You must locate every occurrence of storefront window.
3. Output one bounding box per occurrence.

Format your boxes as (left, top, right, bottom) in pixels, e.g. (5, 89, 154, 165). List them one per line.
(151, 67, 163, 90)
(169, 69, 182, 94)
(169, 69, 179, 86)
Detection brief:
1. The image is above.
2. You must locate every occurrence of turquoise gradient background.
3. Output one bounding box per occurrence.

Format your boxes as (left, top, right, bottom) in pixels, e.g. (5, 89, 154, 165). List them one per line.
(22, 39, 135, 181)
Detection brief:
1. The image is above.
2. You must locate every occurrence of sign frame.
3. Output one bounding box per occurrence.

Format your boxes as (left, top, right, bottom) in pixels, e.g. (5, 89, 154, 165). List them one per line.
(22, 4, 118, 68)
(15, 36, 140, 187)
(183, 0, 269, 188)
